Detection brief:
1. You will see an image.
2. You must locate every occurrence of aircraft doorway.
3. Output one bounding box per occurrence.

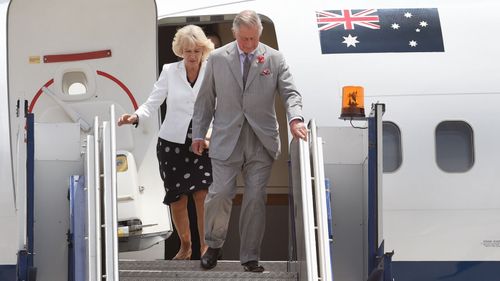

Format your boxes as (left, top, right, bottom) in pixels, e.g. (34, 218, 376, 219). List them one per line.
(157, 14, 291, 261)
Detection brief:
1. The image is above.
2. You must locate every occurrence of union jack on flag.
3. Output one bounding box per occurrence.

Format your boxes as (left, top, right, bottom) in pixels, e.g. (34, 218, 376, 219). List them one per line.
(316, 8, 445, 54)
(316, 9, 380, 31)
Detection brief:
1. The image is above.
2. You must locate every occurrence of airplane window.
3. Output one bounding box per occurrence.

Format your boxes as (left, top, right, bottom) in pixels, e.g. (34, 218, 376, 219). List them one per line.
(62, 71, 88, 96)
(435, 121, 474, 173)
(68, 82, 87, 95)
(383, 121, 402, 173)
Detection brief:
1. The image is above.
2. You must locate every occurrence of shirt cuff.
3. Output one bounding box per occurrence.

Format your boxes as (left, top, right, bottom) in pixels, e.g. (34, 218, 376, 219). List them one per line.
(132, 114, 139, 128)
(289, 117, 304, 124)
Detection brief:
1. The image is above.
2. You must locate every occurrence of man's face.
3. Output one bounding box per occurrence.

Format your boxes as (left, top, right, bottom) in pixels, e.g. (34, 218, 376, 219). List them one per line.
(234, 24, 260, 54)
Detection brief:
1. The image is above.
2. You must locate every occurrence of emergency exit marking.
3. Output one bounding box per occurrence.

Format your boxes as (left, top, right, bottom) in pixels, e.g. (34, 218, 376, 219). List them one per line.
(482, 240, 500, 247)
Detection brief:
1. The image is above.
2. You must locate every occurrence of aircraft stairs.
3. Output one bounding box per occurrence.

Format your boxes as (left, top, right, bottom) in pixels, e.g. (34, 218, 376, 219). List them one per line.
(119, 260, 297, 280)
(18, 104, 390, 281)
(115, 119, 332, 281)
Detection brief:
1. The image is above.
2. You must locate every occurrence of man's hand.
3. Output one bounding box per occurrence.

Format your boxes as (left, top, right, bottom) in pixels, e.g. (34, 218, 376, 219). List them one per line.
(290, 119, 308, 141)
(191, 139, 208, 156)
(118, 114, 138, 126)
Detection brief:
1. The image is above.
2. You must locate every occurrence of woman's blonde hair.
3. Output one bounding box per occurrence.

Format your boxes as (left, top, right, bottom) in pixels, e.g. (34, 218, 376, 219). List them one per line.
(172, 25, 214, 61)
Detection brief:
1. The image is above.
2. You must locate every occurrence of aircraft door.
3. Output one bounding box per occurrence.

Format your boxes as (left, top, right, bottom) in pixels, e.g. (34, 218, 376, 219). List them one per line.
(7, 0, 170, 280)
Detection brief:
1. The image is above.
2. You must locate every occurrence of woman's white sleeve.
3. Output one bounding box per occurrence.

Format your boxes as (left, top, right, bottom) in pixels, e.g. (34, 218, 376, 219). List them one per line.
(134, 64, 170, 120)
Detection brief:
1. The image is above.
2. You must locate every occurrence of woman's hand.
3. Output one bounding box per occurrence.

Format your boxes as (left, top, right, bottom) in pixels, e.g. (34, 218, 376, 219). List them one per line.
(118, 114, 138, 126)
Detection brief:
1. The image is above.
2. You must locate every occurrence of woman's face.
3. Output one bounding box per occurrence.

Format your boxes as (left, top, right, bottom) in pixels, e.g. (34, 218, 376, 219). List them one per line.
(183, 44, 203, 68)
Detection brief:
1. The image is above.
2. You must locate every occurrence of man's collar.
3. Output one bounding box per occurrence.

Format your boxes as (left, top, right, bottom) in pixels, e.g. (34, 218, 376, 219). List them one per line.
(236, 43, 257, 56)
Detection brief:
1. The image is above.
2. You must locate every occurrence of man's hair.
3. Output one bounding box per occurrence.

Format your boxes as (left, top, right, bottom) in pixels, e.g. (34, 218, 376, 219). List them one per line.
(232, 10, 263, 36)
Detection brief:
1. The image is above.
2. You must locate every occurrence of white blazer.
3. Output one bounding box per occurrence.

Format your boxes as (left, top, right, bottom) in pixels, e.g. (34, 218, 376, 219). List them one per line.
(135, 60, 206, 144)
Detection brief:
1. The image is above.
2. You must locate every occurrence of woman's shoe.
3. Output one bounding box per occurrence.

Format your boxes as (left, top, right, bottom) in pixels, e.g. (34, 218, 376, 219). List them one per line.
(172, 249, 192, 260)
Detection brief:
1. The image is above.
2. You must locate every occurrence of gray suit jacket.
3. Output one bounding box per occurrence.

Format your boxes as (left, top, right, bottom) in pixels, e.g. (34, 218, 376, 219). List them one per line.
(192, 41, 303, 161)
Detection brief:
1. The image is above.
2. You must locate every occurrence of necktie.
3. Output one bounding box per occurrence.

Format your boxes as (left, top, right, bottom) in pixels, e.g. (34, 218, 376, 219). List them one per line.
(242, 54, 250, 88)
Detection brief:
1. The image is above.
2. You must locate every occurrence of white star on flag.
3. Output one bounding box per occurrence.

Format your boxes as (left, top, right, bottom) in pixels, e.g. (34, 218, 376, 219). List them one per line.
(391, 23, 400, 29)
(342, 34, 360, 47)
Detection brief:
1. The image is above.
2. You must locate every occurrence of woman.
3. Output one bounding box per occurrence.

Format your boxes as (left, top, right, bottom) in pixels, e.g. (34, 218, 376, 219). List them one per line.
(118, 25, 214, 260)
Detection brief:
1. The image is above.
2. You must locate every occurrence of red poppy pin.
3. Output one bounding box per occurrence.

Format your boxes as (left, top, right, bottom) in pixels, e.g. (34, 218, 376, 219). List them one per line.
(257, 55, 265, 64)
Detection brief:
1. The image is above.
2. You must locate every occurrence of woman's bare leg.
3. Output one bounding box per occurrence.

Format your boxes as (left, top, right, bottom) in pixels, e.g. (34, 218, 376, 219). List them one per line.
(169, 195, 192, 260)
(193, 189, 208, 256)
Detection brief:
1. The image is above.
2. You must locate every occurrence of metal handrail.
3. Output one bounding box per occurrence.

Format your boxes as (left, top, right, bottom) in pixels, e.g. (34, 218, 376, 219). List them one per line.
(298, 138, 319, 280)
(86, 106, 121, 280)
(110, 105, 120, 279)
(103, 105, 119, 280)
(88, 116, 102, 281)
(308, 119, 333, 281)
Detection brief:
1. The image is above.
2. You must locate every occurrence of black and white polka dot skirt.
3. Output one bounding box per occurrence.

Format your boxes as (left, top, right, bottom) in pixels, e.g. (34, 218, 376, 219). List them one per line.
(156, 122, 212, 205)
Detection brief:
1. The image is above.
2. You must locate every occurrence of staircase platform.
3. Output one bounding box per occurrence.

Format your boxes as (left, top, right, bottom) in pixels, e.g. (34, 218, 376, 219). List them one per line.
(119, 260, 298, 281)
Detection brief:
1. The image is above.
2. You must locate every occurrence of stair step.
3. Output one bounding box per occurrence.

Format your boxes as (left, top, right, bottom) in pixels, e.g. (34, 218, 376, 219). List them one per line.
(119, 260, 297, 280)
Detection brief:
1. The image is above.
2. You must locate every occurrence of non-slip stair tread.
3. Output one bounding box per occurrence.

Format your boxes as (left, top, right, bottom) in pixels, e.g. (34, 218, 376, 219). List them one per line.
(119, 260, 297, 280)
(119, 259, 289, 272)
(121, 277, 296, 281)
(120, 270, 296, 278)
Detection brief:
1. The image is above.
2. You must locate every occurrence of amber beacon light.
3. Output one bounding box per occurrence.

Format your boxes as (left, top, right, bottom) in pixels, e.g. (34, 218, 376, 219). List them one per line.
(340, 85, 365, 118)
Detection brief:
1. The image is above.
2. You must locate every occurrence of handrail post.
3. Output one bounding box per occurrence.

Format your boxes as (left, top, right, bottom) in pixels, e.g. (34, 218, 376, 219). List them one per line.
(102, 105, 119, 280)
(289, 118, 333, 281)
(308, 120, 333, 281)
(299, 139, 319, 281)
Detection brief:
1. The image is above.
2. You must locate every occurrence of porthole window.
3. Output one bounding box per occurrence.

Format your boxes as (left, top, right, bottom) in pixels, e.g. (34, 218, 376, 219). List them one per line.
(68, 82, 87, 95)
(435, 121, 474, 173)
(383, 121, 402, 173)
(62, 71, 88, 96)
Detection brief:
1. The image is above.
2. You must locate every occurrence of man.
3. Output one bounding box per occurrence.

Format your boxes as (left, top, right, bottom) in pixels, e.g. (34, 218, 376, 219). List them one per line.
(191, 10, 307, 272)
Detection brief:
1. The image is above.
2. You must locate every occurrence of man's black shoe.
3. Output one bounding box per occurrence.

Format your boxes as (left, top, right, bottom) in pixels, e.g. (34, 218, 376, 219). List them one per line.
(200, 247, 222, 270)
(242, 260, 265, 272)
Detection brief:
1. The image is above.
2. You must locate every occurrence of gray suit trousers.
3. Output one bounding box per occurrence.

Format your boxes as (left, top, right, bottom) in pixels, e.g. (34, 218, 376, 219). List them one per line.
(204, 120, 273, 264)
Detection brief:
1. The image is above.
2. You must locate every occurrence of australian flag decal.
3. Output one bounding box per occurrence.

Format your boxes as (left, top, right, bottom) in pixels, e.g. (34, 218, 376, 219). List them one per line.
(317, 8, 445, 54)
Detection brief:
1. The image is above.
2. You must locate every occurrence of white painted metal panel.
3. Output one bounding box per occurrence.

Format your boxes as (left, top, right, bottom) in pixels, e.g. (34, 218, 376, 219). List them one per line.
(0, 0, 18, 265)
(320, 127, 367, 281)
(33, 160, 83, 281)
(34, 123, 81, 161)
(318, 127, 366, 165)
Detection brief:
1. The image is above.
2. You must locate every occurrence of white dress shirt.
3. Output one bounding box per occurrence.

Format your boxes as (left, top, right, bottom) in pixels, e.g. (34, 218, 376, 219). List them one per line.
(135, 60, 206, 144)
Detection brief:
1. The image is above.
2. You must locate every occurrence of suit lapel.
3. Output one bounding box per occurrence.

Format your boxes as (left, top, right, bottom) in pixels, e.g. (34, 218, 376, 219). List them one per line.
(176, 60, 205, 95)
(225, 42, 244, 90)
(176, 61, 192, 90)
(192, 61, 205, 94)
(245, 43, 266, 90)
